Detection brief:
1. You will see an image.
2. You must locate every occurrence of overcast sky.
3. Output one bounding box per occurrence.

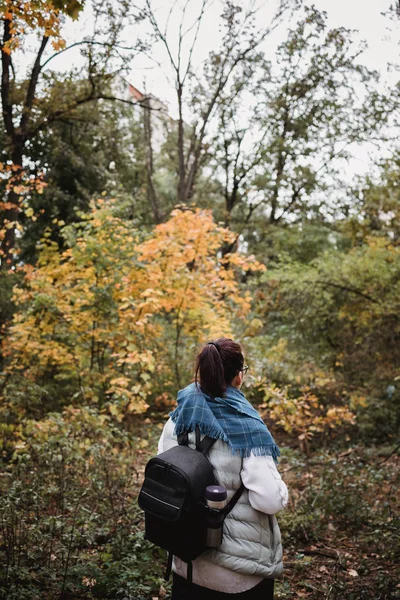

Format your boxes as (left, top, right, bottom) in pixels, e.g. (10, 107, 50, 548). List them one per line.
(130, 0, 399, 176)
(32, 0, 399, 177)
(51, 0, 398, 104)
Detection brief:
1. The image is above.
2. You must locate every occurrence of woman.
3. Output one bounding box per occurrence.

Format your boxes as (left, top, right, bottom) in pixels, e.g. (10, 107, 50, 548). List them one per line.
(158, 338, 288, 599)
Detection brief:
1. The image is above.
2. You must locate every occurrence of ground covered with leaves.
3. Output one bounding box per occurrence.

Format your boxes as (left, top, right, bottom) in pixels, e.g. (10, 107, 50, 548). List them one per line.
(277, 445, 399, 600)
(1, 414, 398, 600)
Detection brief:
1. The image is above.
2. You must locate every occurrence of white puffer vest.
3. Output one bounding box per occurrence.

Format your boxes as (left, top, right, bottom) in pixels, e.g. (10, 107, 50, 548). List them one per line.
(161, 418, 284, 579)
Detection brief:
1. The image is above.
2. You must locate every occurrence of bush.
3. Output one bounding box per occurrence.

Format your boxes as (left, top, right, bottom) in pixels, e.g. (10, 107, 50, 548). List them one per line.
(0, 407, 166, 599)
(279, 448, 399, 560)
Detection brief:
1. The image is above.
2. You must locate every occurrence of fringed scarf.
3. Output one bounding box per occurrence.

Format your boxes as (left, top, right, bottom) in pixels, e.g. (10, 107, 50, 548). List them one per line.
(170, 382, 280, 462)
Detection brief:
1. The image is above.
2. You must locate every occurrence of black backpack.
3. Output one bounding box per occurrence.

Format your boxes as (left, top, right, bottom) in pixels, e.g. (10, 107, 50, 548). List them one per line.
(138, 428, 244, 582)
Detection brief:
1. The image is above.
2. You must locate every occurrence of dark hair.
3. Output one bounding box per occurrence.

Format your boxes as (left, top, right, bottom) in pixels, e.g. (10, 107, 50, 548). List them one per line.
(195, 338, 244, 398)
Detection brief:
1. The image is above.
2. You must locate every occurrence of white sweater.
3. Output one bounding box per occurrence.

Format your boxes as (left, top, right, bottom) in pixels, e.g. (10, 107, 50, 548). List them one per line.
(158, 418, 288, 593)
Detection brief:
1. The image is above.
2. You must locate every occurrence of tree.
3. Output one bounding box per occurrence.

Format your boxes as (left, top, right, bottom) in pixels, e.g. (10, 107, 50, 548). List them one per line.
(2, 201, 263, 419)
(390, 0, 400, 18)
(140, 0, 294, 207)
(253, 234, 400, 440)
(344, 151, 400, 245)
(211, 6, 391, 256)
(0, 0, 141, 268)
(18, 76, 148, 263)
(1, 1, 82, 266)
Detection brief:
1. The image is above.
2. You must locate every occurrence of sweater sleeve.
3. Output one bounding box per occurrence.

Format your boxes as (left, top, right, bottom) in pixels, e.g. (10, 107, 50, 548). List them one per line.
(157, 423, 167, 454)
(240, 454, 288, 515)
(157, 418, 176, 454)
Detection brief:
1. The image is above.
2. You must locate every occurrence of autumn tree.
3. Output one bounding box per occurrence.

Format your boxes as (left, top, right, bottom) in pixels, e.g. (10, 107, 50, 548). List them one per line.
(248, 228, 400, 442)
(2, 201, 263, 419)
(18, 82, 148, 263)
(0, 0, 142, 268)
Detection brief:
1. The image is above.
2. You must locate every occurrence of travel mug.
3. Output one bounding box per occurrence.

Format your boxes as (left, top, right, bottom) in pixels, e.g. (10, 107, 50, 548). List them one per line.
(205, 485, 228, 547)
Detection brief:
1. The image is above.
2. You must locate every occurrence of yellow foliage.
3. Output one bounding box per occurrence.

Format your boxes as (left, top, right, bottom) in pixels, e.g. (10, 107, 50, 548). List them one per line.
(260, 382, 356, 450)
(0, 1, 84, 53)
(3, 202, 263, 419)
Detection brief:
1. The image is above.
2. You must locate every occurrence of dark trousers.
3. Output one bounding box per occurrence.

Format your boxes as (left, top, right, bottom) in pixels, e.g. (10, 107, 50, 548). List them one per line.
(171, 572, 274, 600)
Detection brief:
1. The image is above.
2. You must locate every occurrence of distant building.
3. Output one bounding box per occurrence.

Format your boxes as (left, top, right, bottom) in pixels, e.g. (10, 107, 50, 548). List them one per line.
(112, 74, 173, 153)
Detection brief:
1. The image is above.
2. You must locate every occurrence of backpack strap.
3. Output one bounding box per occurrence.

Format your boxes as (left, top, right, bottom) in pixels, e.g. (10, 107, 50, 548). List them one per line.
(177, 430, 189, 446)
(195, 426, 201, 449)
(164, 554, 194, 585)
(197, 434, 216, 455)
(187, 560, 193, 585)
(164, 551, 173, 581)
(178, 427, 216, 455)
(221, 483, 245, 516)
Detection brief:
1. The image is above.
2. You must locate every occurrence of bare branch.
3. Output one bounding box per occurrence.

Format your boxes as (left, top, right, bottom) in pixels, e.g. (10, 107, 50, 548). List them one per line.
(314, 280, 380, 304)
(182, 0, 209, 84)
(164, 0, 179, 38)
(177, 0, 190, 76)
(40, 40, 137, 71)
(20, 35, 49, 136)
(184, 7, 288, 198)
(144, 0, 178, 74)
(9, 54, 15, 81)
(28, 92, 158, 138)
(275, 184, 303, 221)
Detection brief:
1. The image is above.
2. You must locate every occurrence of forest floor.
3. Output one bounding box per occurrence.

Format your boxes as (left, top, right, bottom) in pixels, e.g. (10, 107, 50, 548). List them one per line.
(136, 421, 400, 600)
(275, 445, 399, 599)
(0, 418, 398, 600)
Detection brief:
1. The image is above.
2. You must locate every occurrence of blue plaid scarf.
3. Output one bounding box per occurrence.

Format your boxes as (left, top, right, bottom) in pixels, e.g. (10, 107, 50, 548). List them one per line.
(170, 382, 280, 462)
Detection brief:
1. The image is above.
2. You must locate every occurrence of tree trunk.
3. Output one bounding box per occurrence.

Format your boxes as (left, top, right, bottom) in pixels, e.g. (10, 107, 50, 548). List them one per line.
(143, 96, 162, 223)
(177, 83, 186, 204)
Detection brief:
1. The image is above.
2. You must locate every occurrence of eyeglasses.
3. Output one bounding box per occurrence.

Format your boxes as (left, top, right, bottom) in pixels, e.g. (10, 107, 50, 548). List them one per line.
(241, 365, 249, 376)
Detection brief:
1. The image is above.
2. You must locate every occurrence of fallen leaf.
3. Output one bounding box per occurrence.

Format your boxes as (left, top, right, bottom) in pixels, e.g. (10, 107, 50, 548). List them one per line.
(319, 565, 328, 573)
